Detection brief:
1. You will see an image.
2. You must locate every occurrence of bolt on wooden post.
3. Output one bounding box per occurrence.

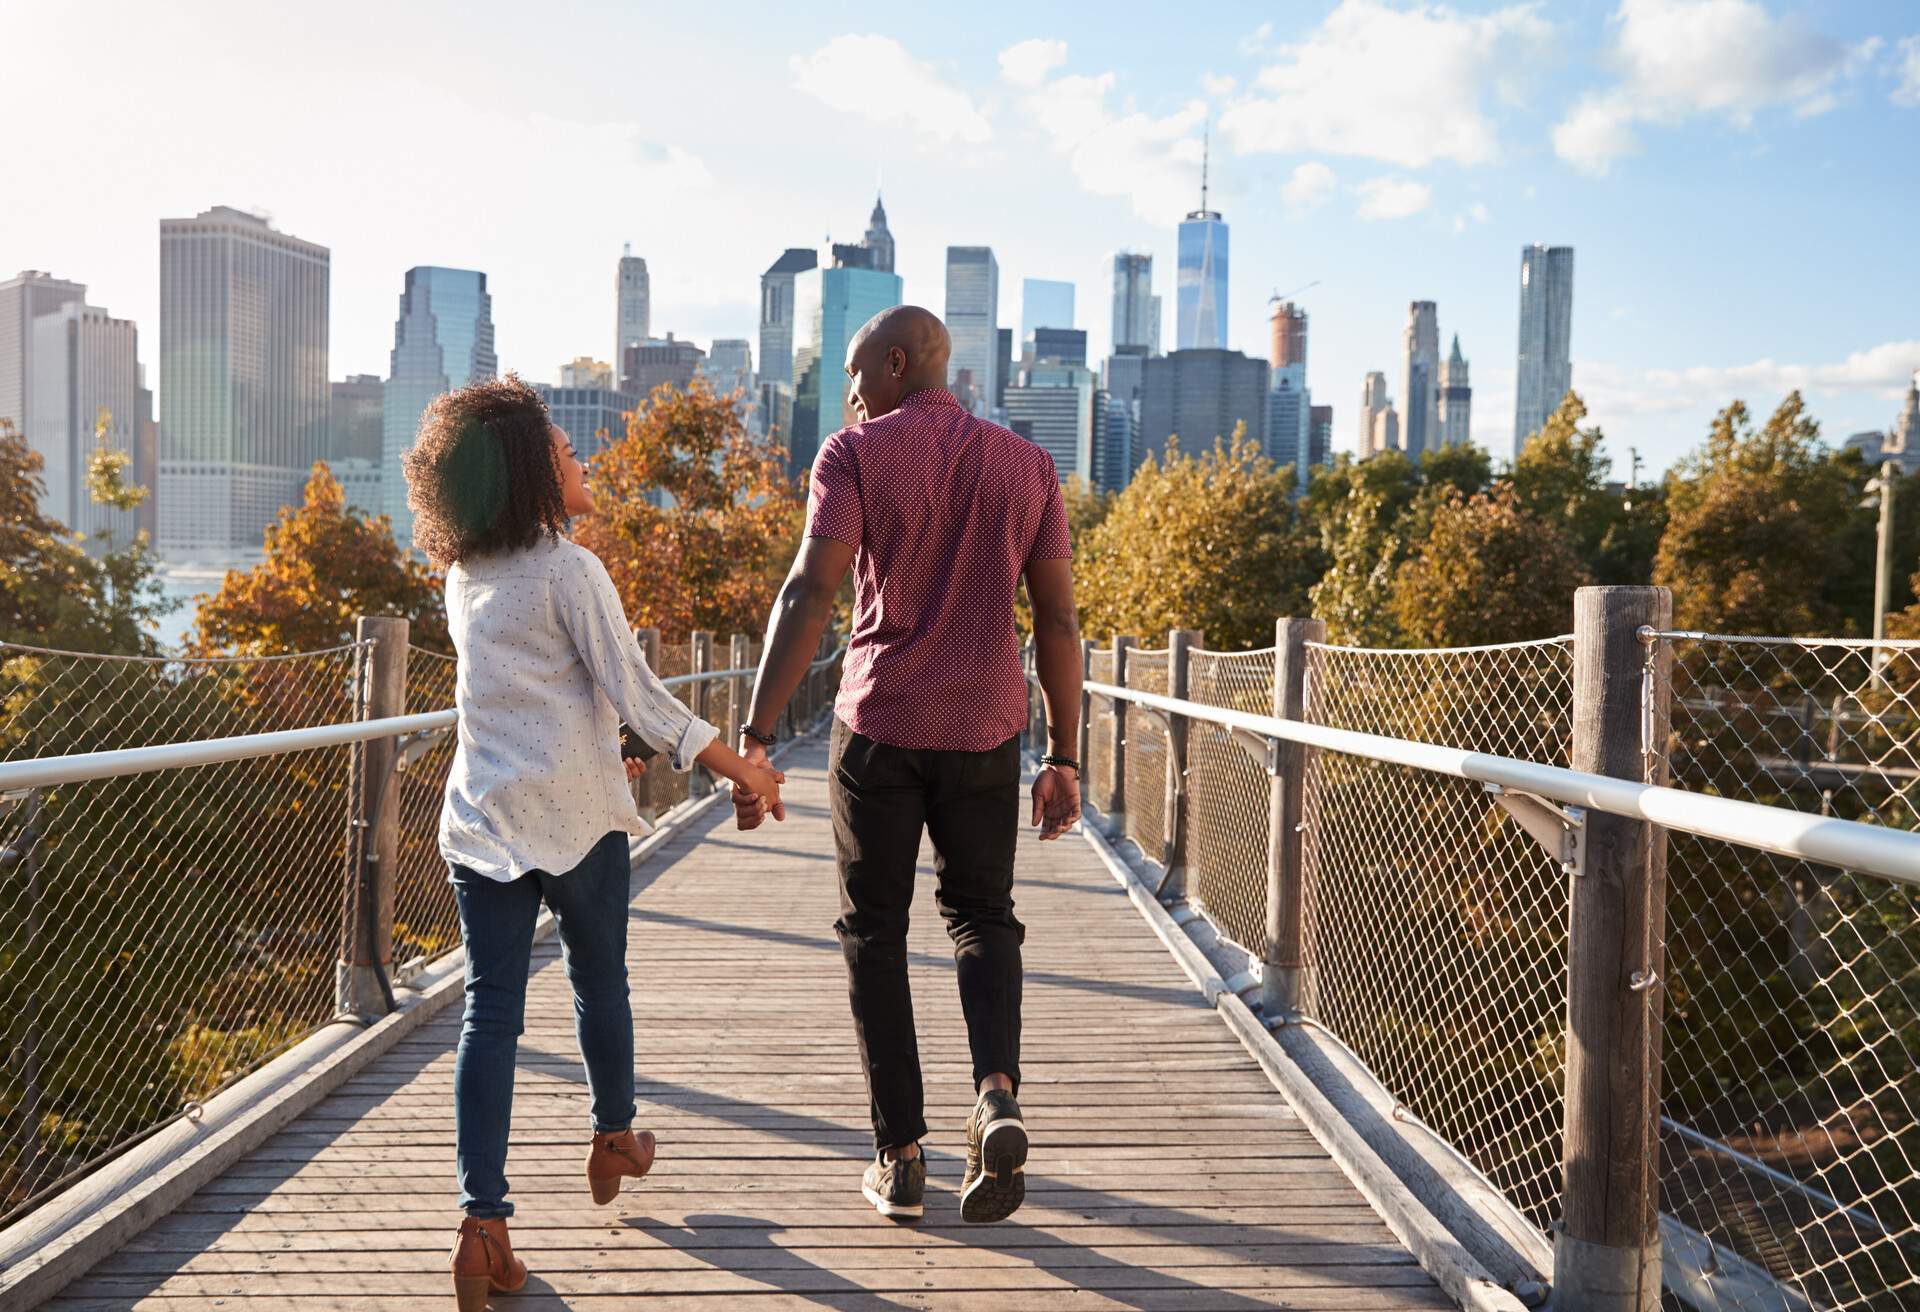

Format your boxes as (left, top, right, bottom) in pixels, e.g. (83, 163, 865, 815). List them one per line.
(1263, 617, 1323, 1018)
(1160, 628, 1202, 898)
(338, 615, 407, 1020)
(1556, 585, 1672, 1312)
(1103, 635, 1136, 830)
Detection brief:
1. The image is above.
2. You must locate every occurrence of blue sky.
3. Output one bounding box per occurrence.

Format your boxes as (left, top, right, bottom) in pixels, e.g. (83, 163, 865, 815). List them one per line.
(5, 0, 1916, 474)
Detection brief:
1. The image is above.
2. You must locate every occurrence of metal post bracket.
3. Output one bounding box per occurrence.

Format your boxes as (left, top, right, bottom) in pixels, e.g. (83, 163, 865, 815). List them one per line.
(1486, 782, 1587, 877)
(1229, 728, 1282, 777)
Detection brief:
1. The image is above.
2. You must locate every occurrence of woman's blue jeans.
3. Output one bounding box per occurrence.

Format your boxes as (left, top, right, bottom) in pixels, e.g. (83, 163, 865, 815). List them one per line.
(450, 829, 636, 1218)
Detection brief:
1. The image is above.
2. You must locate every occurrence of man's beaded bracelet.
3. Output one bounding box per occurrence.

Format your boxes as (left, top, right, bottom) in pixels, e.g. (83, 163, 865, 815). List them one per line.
(1040, 754, 1080, 772)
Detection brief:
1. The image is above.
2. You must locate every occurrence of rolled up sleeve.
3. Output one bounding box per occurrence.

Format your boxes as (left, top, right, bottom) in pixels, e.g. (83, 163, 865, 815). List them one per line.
(557, 552, 719, 772)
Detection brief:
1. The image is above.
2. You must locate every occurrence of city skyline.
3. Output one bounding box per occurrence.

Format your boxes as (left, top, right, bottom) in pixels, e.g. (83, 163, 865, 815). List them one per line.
(5, 1, 1918, 476)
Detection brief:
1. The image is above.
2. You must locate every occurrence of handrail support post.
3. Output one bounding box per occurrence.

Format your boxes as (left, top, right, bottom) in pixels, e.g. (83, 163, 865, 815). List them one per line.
(1262, 617, 1323, 1019)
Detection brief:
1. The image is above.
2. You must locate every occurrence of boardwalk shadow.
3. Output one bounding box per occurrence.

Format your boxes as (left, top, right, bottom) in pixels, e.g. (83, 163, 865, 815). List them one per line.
(621, 1213, 921, 1309)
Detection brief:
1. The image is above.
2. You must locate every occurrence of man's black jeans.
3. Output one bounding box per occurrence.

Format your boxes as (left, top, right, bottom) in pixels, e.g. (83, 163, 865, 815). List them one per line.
(828, 717, 1025, 1151)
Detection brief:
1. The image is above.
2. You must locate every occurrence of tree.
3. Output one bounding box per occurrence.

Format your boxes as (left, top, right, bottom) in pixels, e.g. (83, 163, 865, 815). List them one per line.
(1076, 431, 1315, 650)
(1509, 392, 1662, 586)
(572, 379, 803, 641)
(192, 462, 448, 656)
(0, 417, 163, 655)
(1310, 488, 1404, 647)
(1390, 486, 1591, 646)
(1654, 393, 1856, 635)
(1062, 476, 1114, 545)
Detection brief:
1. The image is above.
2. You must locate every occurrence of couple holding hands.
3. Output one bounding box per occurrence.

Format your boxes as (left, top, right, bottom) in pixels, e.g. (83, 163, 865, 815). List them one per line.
(403, 305, 1085, 1308)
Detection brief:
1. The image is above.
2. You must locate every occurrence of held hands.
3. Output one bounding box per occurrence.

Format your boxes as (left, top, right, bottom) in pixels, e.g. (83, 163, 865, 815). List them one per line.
(1031, 764, 1080, 840)
(732, 740, 786, 831)
(623, 757, 648, 783)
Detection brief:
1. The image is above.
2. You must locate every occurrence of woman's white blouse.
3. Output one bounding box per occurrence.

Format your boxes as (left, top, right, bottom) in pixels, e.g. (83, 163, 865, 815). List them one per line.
(438, 535, 718, 882)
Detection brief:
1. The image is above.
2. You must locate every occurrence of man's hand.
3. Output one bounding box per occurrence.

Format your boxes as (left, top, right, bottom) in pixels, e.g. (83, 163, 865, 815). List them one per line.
(1031, 765, 1080, 841)
(623, 756, 648, 783)
(733, 739, 778, 830)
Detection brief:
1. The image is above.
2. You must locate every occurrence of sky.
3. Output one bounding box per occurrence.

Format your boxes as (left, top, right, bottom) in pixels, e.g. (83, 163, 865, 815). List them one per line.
(5, 0, 1917, 476)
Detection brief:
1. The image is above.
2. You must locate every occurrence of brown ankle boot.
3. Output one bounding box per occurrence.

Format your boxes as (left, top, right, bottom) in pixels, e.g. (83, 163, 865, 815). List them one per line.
(587, 1127, 656, 1205)
(450, 1216, 528, 1311)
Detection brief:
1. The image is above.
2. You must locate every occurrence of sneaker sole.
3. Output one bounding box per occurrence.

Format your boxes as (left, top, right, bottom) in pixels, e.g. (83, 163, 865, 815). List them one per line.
(961, 1118, 1028, 1223)
(861, 1183, 924, 1220)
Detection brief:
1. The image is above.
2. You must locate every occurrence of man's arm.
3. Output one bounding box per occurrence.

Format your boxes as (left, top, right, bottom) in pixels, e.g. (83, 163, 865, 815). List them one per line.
(734, 536, 855, 825)
(1026, 556, 1083, 839)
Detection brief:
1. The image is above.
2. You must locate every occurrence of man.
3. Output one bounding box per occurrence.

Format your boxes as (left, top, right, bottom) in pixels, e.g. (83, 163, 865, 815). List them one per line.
(733, 305, 1084, 1224)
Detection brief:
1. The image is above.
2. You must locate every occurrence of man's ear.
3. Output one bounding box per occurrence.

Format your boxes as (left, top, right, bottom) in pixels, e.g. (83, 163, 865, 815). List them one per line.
(889, 346, 907, 379)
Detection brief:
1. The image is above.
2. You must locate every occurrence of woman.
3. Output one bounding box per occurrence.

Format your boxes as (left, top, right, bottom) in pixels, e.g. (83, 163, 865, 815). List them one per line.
(403, 376, 784, 1310)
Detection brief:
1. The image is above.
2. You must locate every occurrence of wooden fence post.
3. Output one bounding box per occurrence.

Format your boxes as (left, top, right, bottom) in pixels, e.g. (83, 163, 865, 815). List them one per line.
(1076, 638, 1094, 781)
(1160, 628, 1202, 898)
(338, 615, 407, 1020)
(633, 627, 662, 820)
(1556, 585, 1671, 1312)
(1263, 616, 1324, 1018)
(690, 631, 714, 794)
(1104, 635, 1135, 828)
(730, 634, 751, 748)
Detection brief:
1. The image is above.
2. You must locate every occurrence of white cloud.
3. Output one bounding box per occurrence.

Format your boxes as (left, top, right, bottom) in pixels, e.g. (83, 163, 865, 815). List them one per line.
(997, 41, 1207, 221)
(1354, 176, 1433, 221)
(1896, 36, 1920, 107)
(1239, 21, 1275, 56)
(790, 35, 991, 144)
(1581, 340, 1920, 419)
(1200, 71, 1238, 97)
(1282, 161, 1337, 211)
(998, 38, 1067, 89)
(1219, 0, 1553, 168)
(1449, 200, 1491, 234)
(1554, 0, 1852, 175)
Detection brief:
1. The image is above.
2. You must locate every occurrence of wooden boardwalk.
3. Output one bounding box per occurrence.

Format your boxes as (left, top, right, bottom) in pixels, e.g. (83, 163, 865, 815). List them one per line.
(50, 740, 1444, 1311)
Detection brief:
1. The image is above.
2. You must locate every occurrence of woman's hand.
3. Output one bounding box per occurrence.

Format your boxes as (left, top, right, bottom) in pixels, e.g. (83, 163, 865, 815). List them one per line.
(623, 756, 648, 783)
(735, 760, 786, 823)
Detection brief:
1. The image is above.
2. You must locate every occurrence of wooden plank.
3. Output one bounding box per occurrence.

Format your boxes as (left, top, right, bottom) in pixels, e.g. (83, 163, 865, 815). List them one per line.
(59, 740, 1439, 1310)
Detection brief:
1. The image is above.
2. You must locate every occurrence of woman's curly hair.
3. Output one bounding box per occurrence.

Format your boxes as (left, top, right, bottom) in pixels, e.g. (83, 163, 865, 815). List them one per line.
(403, 374, 568, 570)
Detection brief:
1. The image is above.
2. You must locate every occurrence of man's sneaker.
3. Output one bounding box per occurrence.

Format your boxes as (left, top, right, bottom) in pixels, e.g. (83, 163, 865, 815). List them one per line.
(861, 1149, 925, 1220)
(961, 1088, 1028, 1223)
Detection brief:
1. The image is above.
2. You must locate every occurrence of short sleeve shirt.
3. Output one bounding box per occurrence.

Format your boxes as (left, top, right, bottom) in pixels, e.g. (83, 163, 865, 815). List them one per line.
(807, 388, 1070, 752)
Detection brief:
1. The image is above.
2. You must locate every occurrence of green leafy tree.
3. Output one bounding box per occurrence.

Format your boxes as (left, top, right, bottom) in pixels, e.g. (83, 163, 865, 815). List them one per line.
(1654, 393, 1856, 635)
(1310, 488, 1404, 647)
(192, 462, 449, 656)
(1391, 486, 1591, 646)
(1510, 392, 1663, 586)
(1076, 430, 1314, 649)
(0, 416, 162, 655)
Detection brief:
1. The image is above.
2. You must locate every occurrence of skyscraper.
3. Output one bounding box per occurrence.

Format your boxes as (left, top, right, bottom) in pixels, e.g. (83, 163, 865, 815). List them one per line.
(1514, 244, 1574, 457)
(1138, 349, 1268, 464)
(944, 246, 999, 416)
(1400, 301, 1439, 460)
(1020, 279, 1075, 347)
(329, 375, 384, 464)
(25, 300, 140, 544)
(1176, 135, 1229, 351)
(1270, 301, 1307, 370)
(703, 339, 754, 396)
(1268, 363, 1309, 488)
(1371, 406, 1400, 456)
(159, 207, 330, 555)
(1309, 405, 1333, 473)
(1005, 360, 1096, 483)
(863, 195, 895, 274)
(1438, 335, 1472, 449)
(0, 270, 87, 436)
(381, 266, 496, 546)
(534, 380, 638, 463)
(1030, 328, 1087, 368)
(559, 358, 614, 390)
(790, 260, 903, 472)
(758, 247, 819, 394)
(1111, 253, 1157, 354)
(996, 328, 1012, 413)
(616, 245, 650, 371)
(1093, 389, 1135, 495)
(624, 333, 705, 401)
(1359, 371, 1391, 455)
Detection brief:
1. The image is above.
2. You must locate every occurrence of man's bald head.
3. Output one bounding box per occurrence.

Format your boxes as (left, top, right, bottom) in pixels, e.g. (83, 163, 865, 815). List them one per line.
(844, 305, 952, 424)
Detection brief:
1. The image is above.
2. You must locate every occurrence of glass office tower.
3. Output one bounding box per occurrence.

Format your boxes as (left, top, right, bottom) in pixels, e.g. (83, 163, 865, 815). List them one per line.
(1176, 210, 1228, 351)
(381, 267, 496, 546)
(789, 264, 904, 473)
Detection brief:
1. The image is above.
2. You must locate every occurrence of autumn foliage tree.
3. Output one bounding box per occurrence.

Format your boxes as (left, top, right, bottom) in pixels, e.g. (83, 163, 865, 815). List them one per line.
(192, 462, 448, 656)
(1390, 486, 1591, 646)
(572, 378, 803, 641)
(1076, 431, 1315, 650)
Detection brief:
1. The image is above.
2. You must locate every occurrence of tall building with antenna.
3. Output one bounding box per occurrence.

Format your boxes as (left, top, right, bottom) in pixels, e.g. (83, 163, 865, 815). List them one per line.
(863, 194, 895, 273)
(1176, 129, 1229, 351)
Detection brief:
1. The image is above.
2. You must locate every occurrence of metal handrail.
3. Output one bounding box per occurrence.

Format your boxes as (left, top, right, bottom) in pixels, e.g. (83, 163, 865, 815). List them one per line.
(0, 650, 846, 795)
(1082, 678, 1920, 889)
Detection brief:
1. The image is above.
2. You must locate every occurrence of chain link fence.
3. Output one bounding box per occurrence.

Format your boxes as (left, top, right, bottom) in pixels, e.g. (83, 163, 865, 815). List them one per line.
(395, 647, 460, 973)
(0, 641, 364, 1225)
(1299, 637, 1577, 1231)
(1087, 649, 1115, 806)
(1122, 649, 1170, 863)
(1656, 633, 1920, 1312)
(1185, 648, 1278, 953)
